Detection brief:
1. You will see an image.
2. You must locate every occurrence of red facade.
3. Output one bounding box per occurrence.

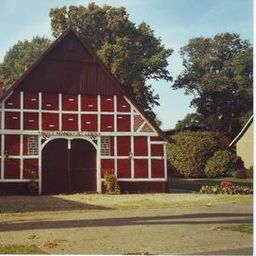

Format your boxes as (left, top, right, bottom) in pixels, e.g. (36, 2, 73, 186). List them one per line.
(0, 28, 167, 194)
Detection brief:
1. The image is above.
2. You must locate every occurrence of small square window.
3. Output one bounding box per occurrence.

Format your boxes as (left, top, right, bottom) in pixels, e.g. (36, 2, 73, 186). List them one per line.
(101, 136, 110, 156)
(28, 136, 38, 155)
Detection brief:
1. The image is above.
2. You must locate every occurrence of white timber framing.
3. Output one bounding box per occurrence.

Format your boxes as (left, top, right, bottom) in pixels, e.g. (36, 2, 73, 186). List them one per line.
(20, 92, 24, 179)
(0, 91, 167, 189)
(1, 101, 5, 180)
(78, 94, 81, 131)
(58, 93, 62, 131)
(113, 95, 118, 176)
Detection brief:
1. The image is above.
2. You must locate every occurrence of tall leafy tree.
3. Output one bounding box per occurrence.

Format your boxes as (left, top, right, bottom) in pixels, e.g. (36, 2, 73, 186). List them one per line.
(0, 37, 51, 87)
(49, 3, 173, 117)
(173, 33, 253, 138)
(175, 113, 207, 130)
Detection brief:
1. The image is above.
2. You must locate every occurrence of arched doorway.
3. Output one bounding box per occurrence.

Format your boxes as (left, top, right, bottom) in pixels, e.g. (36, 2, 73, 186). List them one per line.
(42, 138, 97, 195)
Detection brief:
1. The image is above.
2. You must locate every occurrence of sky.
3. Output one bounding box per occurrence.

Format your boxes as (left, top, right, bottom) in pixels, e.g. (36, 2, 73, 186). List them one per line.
(0, 0, 253, 129)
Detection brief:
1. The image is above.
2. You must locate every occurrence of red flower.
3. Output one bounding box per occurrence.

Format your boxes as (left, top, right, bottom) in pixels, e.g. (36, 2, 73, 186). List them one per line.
(220, 180, 233, 188)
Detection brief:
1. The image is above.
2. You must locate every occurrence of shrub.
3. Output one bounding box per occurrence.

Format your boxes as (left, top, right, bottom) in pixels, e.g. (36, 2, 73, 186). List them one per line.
(233, 169, 249, 179)
(166, 131, 223, 178)
(103, 169, 120, 194)
(248, 166, 253, 178)
(205, 150, 244, 178)
(167, 161, 184, 177)
(26, 169, 38, 195)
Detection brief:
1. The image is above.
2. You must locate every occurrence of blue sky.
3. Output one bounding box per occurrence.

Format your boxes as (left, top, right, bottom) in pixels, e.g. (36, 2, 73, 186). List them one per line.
(0, 0, 253, 129)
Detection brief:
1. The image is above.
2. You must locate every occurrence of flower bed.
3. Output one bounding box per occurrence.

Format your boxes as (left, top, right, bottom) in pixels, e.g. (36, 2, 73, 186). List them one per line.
(200, 180, 253, 195)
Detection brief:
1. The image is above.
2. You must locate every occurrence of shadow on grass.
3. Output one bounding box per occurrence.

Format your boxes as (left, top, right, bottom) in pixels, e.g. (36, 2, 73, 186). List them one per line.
(0, 212, 252, 232)
(0, 195, 111, 213)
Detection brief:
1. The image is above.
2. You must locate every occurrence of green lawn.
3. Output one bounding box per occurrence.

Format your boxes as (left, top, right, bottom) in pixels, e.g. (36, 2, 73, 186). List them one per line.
(215, 224, 253, 235)
(169, 177, 253, 192)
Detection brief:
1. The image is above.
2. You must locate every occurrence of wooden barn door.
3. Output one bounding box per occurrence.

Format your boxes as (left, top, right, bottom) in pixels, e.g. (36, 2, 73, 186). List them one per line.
(42, 138, 97, 194)
(42, 139, 69, 195)
(70, 139, 97, 193)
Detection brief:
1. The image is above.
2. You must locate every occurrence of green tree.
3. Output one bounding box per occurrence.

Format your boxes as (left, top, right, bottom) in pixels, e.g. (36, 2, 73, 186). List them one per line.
(0, 37, 51, 87)
(175, 113, 207, 130)
(49, 3, 173, 117)
(173, 33, 253, 138)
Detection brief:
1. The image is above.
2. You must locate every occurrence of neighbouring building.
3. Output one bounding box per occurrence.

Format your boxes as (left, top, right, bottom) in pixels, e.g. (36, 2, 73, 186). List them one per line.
(0, 28, 168, 195)
(229, 116, 253, 169)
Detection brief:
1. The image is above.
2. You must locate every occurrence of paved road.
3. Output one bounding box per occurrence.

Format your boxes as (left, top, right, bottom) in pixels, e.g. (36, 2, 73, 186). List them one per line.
(0, 198, 253, 254)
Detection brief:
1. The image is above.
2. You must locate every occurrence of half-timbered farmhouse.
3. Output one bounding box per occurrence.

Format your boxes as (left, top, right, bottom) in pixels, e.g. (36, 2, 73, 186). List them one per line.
(0, 28, 167, 195)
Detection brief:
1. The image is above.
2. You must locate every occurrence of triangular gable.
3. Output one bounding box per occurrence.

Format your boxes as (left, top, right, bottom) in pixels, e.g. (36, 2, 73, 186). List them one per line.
(229, 115, 253, 147)
(0, 27, 167, 140)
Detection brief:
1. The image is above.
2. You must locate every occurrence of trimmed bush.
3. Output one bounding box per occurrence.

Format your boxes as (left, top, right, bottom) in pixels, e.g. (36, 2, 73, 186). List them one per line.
(205, 150, 244, 178)
(166, 131, 223, 178)
(233, 169, 249, 179)
(248, 166, 253, 178)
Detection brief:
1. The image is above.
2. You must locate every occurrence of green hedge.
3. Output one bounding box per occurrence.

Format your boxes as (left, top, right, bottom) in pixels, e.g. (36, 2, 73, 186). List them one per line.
(205, 150, 244, 178)
(167, 131, 223, 178)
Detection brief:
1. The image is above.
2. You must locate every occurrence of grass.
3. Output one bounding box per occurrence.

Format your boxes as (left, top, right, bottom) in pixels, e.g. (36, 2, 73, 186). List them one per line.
(0, 245, 46, 254)
(215, 224, 253, 235)
(169, 177, 253, 192)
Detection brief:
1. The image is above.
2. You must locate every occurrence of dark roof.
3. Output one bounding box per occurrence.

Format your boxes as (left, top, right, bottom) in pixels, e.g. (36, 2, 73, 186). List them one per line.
(229, 115, 253, 147)
(0, 27, 167, 140)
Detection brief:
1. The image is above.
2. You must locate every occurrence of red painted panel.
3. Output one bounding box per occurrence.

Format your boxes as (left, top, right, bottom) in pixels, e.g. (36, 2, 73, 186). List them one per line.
(151, 144, 164, 156)
(5, 112, 20, 129)
(117, 96, 130, 112)
(62, 94, 78, 111)
(134, 159, 148, 178)
(24, 112, 39, 130)
(5, 93, 20, 109)
(117, 136, 130, 156)
(101, 159, 115, 178)
(81, 114, 97, 131)
(23, 136, 28, 155)
(110, 137, 114, 156)
(81, 96, 97, 111)
(101, 115, 114, 131)
(134, 137, 148, 156)
(4, 159, 20, 179)
(62, 114, 78, 131)
(101, 96, 114, 112)
(151, 159, 165, 178)
(5, 135, 20, 155)
(24, 92, 38, 109)
(117, 115, 130, 131)
(42, 94, 59, 110)
(23, 159, 38, 179)
(42, 113, 59, 130)
(117, 159, 131, 178)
